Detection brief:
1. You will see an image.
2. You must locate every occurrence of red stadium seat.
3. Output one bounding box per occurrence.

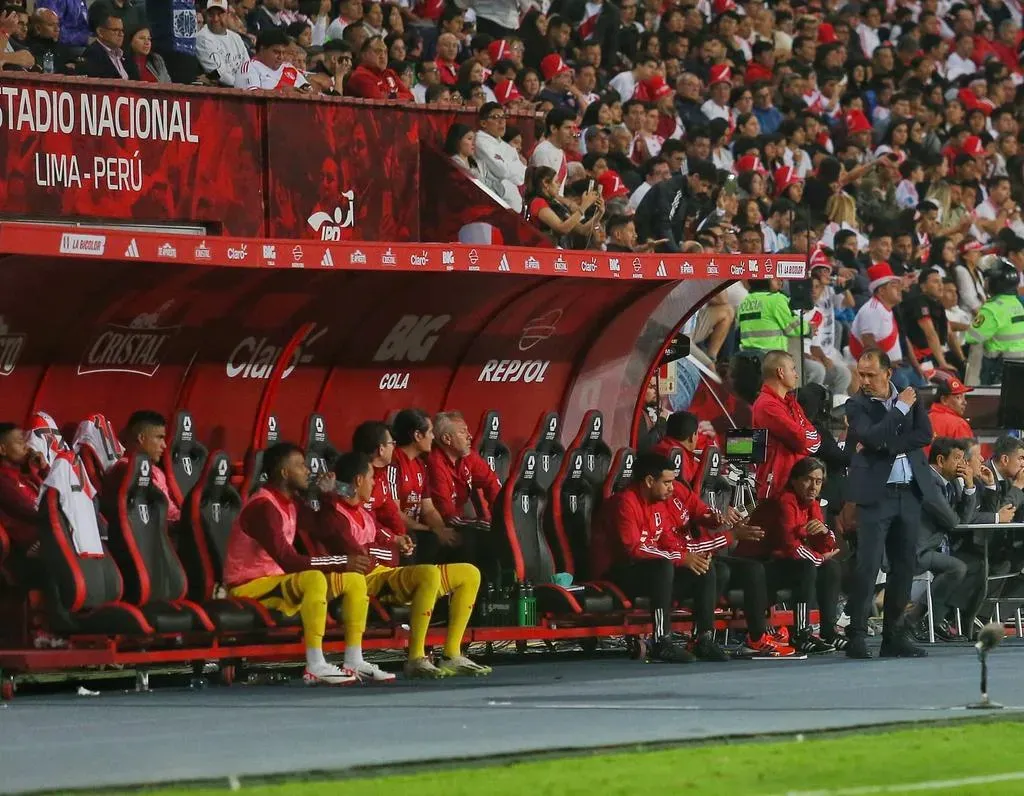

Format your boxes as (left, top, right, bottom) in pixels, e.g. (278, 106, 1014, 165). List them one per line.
(163, 410, 209, 509)
(241, 414, 280, 498)
(492, 447, 616, 615)
(177, 452, 273, 631)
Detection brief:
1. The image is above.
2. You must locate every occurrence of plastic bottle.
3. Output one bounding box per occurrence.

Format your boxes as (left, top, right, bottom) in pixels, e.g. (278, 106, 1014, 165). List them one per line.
(516, 582, 528, 626)
(525, 581, 536, 626)
(43, 51, 54, 74)
(483, 582, 496, 626)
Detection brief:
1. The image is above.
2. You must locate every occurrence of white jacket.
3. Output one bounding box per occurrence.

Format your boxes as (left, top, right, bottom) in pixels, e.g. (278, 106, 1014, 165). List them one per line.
(196, 26, 251, 88)
(475, 130, 526, 213)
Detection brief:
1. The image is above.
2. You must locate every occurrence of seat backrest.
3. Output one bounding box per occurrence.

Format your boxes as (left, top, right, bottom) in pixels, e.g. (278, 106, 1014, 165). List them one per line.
(545, 447, 599, 578)
(164, 410, 209, 507)
(179, 452, 243, 599)
(568, 410, 613, 488)
(38, 490, 123, 613)
(243, 414, 280, 497)
(303, 413, 339, 479)
(603, 447, 637, 498)
(475, 410, 512, 483)
(493, 447, 555, 584)
(530, 411, 564, 491)
(109, 454, 187, 605)
(664, 446, 683, 481)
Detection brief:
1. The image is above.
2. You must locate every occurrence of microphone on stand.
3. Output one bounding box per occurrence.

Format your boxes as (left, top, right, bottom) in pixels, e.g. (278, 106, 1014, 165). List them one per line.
(967, 622, 1006, 710)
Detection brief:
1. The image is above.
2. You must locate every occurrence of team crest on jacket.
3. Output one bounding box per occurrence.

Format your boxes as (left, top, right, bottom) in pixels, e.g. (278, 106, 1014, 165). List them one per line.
(672, 497, 690, 525)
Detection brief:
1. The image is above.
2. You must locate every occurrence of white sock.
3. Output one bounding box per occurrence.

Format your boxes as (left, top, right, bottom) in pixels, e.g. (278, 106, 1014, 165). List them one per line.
(343, 645, 364, 669)
(306, 647, 327, 669)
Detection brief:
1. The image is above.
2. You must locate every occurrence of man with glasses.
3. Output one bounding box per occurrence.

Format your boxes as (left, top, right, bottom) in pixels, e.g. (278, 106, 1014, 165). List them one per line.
(347, 34, 411, 99)
(196, 0, 249, 86)
(81, 6, 136, 79)
(475, 101, 526, 212)
(351, 421, 406, 539)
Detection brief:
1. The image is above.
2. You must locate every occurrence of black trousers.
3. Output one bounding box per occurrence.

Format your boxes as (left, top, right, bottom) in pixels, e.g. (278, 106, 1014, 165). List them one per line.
(609, 558, 721, 639)
(413, 523, 496, 581)
(766, 558, 841, 632)
(848, 486, 921, 639)
(716, 556, 767, 639)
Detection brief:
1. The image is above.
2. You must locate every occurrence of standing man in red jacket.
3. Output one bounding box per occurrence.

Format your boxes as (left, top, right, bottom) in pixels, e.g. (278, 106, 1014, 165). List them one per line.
(590, 452, 728, 663)
(927, 378, 974, 441)
(751, 351, 821, 499)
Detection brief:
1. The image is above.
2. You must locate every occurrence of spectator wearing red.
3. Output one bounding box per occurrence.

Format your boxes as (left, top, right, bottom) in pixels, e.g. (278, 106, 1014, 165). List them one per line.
(739, 457, 843, 653)
(434, 31, 459, 85)
(928, 378, 975, 441)
(0, 423, 45, 554)
(390, 408, 460, 561)
(745, 40, 774, 84)
(235, 27, 309, 91)
(346, 34, 412, 99)
(590, 451, 726, 663)
(350, 420, 406, 538)
(101, 410, 181, 525)
(751, 351, 822, 500)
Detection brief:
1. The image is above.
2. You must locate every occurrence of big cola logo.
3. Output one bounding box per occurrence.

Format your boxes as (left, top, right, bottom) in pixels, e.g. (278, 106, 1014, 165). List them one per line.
(226, 325, 329, 380)
(78, 301, 179, 377)
(0, 316, 26, 377)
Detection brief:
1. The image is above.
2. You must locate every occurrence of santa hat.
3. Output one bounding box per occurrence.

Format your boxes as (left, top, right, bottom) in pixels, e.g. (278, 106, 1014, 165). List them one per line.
(867, 262, 901, 293)
(773, 165, 802, 196)
(597, 169, 629, 200)
(488, 39, 511, 63)
(708, 64, 732, 86)
(845, 109, 872, 135)
(540, 53, 572, 81)
(736, 154, 768, 175)
(493, 79, 522, 105)
(809, 245, 831, 271)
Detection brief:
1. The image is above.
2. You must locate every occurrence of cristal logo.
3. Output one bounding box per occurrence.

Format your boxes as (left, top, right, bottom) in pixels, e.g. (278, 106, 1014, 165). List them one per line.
(226, 324, 329, 380)
(373, 314, 451, 363)
(78, 301, 179, 377)
(0, 316, 26, 377)
(307, 193, 356, 241)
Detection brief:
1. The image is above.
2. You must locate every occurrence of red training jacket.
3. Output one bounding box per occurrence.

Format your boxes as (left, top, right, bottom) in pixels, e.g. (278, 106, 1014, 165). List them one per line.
(590, 484, 685, 578)
(750, 384, 821, 499)
(317, 493, 399, 568)
(426, 446, 501, 524)
(345, 63, 414, 100)
(737, 488, 836, 564)
(369, 464, 406, 536)
(928, 402, 973, 441)
(389, 446, 429, 522)
(0, 461, 41, 549)
(663, 481, 733, 555)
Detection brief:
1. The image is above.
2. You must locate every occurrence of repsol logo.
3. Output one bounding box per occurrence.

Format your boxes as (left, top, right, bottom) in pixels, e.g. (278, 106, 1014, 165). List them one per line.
(226, 326, 328, 380)
(477, 359, 550, 383)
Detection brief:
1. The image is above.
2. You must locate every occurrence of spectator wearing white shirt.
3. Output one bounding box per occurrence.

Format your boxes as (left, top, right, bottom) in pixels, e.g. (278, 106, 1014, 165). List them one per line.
(529, 108, 576, 197)
(945, 33, 977, 83)
(411, 59, 440, 103)
(954, 240, 988, 314)
(855, 4, 884, 58)
(973, 176, 1024, 244)
(474, 102, 526, 212)
(607, 53, 657, 102)
(325, 0, 361, 41)
(235, 27, 309, 90)
(627, 156, 670, 212)
(699, 64, 732, 122)
(196, 0, 249, 87)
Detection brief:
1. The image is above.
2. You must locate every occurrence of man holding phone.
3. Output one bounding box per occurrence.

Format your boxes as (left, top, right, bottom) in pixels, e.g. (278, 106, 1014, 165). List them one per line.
(844, 348, 933, 659)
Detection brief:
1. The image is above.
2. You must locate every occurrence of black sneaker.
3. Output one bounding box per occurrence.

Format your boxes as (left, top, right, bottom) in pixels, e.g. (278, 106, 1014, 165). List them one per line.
(651, 638, 696, 663)
(909, 618, 931, 643)
(845, 636, 872, 659)
(794, 630, 835, 655)
(692, 631, 730, 662)
(935, 619, 964, 642)
(821, 633, 848, 651)
(879, 634, 928, 658)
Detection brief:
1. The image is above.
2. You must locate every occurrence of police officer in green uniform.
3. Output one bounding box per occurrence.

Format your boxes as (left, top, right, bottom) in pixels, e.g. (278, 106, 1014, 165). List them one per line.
(738, 278, 811, 351)
(966, 259, 1024, 385)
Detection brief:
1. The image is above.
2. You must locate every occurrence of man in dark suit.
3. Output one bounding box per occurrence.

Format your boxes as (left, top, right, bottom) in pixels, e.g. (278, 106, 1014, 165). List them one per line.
(910, 437, 985, 641)
(80, 5, 138, 80)
(844, 348, 933, 659)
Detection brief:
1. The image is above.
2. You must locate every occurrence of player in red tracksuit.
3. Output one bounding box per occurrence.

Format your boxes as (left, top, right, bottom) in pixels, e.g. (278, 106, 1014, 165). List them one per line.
(751, 351, 821, 499)
(350, 421, 406, 538)
(0, 422, 45, 556)
(425, 411, 502, 570)
(100, 411, 181, 525)
(739, 456, 843, 654)
(591, 451, 729, 663)
(390, 409, 463, 563)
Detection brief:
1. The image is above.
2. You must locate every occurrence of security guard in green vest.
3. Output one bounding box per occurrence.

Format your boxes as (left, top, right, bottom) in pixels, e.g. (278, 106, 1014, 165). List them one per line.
(966, 258, 1024, 385)
(737, 278, 811, 353)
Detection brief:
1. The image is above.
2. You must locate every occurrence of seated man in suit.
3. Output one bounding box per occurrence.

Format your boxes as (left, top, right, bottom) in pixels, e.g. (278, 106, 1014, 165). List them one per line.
(80, 5, 138, 80)
(845, 348, 933, 660)
(909, 437, 986, 641)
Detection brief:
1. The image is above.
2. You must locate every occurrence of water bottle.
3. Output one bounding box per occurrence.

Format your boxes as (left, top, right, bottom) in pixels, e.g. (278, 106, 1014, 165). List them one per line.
(516, 582, 529, 626)
(43, 51, 54, 74)
(526, 581, 537, 626)
(482, 582, 496, 626)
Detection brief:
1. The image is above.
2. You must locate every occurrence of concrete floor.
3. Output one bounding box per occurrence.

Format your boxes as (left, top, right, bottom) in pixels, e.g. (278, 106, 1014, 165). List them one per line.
(2, 641, 1023, 794)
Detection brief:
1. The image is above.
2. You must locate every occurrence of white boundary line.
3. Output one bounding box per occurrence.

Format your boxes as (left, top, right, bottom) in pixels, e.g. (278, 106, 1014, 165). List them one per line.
(781, 770, 1024, 795)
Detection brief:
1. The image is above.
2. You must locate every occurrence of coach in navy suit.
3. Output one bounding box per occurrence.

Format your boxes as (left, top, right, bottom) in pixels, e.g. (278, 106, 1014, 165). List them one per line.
(844, 348, 933, 660)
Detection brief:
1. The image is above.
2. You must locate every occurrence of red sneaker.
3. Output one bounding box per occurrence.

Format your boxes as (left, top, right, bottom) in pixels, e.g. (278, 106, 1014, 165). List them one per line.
(742, 632, 797, 658)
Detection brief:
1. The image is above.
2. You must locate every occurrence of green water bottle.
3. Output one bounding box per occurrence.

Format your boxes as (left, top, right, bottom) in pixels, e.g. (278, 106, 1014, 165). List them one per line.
(516, 582, 529, 626)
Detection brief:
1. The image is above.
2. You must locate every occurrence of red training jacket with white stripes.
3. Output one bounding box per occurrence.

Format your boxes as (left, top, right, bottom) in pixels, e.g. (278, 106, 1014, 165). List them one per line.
(590, 484, 686, 578)
(750, 384, 821, 500)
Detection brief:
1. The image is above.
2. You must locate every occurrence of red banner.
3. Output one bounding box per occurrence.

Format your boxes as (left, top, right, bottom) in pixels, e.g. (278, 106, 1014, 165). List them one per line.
(0, 222, 809, 282)
(0, 76, 265, 235)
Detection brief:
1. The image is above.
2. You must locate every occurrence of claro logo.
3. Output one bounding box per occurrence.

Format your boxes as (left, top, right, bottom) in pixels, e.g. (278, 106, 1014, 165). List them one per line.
(226, 325, 329, 380)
